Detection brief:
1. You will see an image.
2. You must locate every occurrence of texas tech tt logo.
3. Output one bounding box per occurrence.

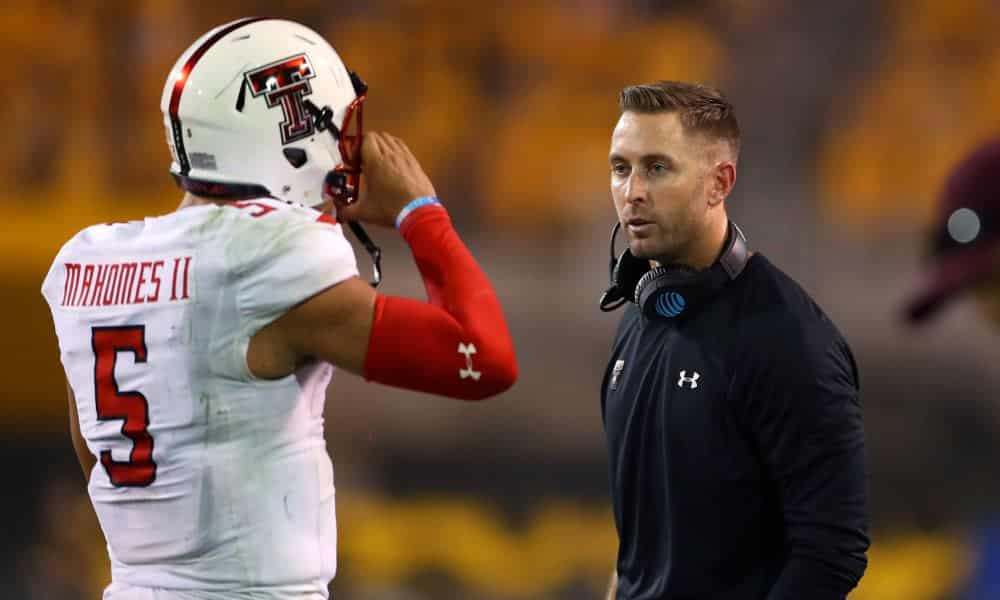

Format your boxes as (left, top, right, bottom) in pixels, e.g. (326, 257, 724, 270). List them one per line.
(244, 54, 316, 145)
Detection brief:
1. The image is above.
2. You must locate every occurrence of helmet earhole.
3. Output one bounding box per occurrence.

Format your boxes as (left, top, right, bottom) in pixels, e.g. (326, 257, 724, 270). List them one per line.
(283, 148, 308, 169)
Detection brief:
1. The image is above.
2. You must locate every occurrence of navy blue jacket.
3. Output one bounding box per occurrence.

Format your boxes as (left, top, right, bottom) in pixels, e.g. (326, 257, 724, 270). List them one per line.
(602, 254, 869, 600)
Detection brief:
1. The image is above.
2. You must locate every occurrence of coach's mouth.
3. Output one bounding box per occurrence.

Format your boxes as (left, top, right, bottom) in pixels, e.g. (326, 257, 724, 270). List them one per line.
(626, 218, 654, 235)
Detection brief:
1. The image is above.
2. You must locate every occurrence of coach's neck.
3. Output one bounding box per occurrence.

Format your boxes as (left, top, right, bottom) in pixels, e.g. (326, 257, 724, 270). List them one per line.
(654, 212, 730, 271)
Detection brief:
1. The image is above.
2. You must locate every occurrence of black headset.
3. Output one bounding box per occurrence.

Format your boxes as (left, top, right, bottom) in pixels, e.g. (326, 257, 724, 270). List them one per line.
(599, 221, 750, 320)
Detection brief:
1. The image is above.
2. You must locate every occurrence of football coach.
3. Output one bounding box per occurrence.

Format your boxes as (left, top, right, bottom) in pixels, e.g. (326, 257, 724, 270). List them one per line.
(598, 81, 870, 600)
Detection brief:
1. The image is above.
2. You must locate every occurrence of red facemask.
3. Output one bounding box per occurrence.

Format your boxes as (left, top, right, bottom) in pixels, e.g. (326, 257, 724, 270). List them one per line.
(304, 72, 380, 286)
(310, 71, 367, 204)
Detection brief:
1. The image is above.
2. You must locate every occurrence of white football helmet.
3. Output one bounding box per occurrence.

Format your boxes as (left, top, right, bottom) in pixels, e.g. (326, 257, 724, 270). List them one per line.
(160, 17, 366, 206)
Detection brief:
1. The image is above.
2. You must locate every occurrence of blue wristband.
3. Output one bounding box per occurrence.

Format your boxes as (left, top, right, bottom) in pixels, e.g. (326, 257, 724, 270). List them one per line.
(395, 196, 441, 229)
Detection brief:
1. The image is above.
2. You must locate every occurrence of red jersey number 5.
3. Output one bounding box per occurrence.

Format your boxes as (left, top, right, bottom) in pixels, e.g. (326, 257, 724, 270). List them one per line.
(91, 326, 156, 486)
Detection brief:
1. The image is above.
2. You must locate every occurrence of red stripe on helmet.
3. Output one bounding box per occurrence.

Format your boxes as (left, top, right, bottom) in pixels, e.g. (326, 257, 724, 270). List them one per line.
(168, 17, 270, 117)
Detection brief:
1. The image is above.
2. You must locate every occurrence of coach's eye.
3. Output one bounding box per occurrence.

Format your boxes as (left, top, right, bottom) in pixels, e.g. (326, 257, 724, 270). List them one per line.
(612, 164, 630, 176)
(649, 163, 667, 175)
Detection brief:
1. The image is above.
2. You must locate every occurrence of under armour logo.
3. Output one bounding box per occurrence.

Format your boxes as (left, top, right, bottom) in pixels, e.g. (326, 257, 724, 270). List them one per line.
(677, 370, 700, 389)
(458, 343, 481, 380)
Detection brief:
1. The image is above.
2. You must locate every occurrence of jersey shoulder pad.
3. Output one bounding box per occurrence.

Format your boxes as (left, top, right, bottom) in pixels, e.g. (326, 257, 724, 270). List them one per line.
(229, 200, 358, 335)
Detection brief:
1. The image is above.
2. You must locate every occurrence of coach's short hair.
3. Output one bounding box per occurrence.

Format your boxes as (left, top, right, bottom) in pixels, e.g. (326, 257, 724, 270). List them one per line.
(619, 81, 740, 158)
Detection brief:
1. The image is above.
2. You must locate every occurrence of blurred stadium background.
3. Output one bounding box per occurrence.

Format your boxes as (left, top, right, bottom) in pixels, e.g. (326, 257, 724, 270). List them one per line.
(4, 0, 1000, 598)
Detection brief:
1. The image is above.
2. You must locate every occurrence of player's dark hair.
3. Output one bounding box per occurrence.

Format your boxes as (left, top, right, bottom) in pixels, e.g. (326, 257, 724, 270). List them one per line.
(619, 81, 740, 159)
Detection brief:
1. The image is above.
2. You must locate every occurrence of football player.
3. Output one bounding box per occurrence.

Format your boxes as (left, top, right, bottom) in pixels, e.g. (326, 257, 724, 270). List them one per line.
(41, 17, 517, 600)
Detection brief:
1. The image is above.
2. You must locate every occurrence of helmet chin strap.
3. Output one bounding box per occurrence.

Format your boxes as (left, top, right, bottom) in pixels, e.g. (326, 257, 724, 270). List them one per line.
(345, 221, 382, 287)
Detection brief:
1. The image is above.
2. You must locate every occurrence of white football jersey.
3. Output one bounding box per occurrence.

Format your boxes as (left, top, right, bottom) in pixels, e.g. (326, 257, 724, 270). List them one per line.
(41, 199, 358, 598)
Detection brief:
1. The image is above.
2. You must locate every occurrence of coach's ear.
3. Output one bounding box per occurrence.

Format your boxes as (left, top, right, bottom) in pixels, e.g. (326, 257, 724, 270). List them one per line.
(707, 160, 736, 207)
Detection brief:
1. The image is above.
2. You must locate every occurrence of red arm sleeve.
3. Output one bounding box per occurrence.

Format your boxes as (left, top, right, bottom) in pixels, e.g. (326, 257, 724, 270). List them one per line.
(363, 204, 518, 400)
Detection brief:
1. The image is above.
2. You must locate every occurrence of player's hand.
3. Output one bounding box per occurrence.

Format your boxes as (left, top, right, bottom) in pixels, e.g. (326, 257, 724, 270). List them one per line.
(337, 132, 437, 228)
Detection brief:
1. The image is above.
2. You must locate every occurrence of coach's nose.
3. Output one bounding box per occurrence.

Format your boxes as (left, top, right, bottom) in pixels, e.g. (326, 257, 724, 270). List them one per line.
(625, 171, 648, 205)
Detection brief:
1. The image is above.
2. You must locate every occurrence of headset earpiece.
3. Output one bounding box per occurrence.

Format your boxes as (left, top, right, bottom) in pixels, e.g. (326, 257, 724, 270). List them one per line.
(612, 250, 652, 298)
(598, 221, 751, 320)
(635, 265, 700, 319)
